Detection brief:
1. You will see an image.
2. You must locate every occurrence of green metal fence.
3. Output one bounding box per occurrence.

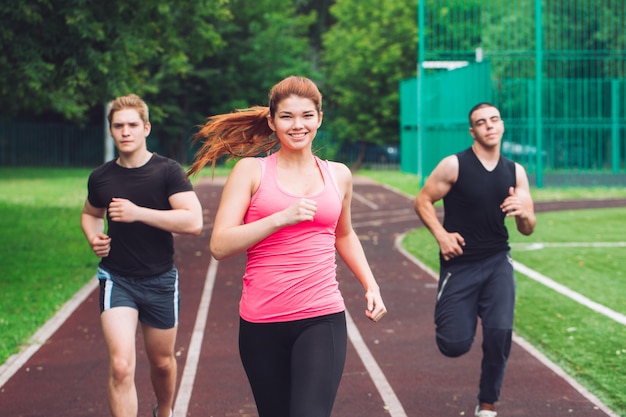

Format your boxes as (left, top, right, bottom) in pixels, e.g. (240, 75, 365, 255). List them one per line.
(0, 121, 104, 167)
(0, 122, 195, 168)
(401, 0, 626, 187)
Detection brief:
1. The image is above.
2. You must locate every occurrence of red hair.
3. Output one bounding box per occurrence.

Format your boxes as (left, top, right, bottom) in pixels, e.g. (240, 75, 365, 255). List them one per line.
(187, 76, 322, 177)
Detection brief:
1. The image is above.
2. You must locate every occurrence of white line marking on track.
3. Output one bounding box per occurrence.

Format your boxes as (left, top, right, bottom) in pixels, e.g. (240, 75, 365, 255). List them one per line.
(513, 261, 626, 326)
(345, 309, 408, 417)
(352, 192, 379, 210)
(393, 234, 438, 278)
(352, 208, 414, 219)
(353, 215, 417, 228)
(511, 241, 626, 250)
(0, 277, 98, 389)
(394, 232, 620, 417)
(512, 334, 621, 417)
(174, 256, 218, 417)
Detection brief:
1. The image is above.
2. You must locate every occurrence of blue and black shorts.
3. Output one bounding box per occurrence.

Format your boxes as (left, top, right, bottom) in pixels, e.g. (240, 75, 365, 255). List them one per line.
(97, 266, 180, 329)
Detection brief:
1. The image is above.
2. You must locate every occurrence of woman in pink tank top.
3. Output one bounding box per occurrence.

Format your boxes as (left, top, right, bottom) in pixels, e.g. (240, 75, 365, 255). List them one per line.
(188, 76, 387, 417)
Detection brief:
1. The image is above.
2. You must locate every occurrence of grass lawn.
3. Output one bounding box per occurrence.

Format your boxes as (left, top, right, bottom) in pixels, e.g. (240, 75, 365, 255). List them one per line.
(0, 168, 97, 363)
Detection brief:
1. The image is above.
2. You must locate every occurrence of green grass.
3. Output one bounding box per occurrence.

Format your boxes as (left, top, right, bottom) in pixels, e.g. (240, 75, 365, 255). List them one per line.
(508, 209, 626, 414)
(0, 168, 98, 363)
(2, 167, 626, 416)
(192, 164, 234, 179)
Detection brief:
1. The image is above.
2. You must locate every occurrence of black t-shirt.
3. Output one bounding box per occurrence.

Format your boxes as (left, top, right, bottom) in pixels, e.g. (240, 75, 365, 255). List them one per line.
(442, 147, 516, 264)
(87, 153, 194, 277)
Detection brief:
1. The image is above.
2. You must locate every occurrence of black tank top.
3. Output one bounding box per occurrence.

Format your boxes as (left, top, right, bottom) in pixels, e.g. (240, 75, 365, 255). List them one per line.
(442, 147, 516, 264)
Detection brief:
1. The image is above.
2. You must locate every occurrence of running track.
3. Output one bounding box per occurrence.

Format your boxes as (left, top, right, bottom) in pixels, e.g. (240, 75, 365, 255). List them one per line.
(2, 177, 625, 417)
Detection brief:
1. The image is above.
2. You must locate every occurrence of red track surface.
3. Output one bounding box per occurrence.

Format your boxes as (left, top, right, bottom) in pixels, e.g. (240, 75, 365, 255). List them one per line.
(2, 178, 624, 417)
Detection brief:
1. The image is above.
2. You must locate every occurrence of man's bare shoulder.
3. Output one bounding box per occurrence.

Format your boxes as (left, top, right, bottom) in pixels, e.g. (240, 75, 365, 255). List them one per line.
(432, 154, 459, 180)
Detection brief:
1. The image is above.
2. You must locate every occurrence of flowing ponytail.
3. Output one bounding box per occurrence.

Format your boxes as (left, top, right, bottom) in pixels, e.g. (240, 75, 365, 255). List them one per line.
(187, 76, 322, 177)
(187, 106, 276, 177)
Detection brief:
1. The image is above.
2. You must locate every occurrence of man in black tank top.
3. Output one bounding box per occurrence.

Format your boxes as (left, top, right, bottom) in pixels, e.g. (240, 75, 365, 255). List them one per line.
(414, 103, 536, 417)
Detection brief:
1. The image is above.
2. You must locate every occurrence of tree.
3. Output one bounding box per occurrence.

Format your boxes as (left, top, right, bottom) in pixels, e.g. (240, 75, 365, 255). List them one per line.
(155, 0, 321, 162)
(0, 0, 230, 123)
(198, 0, 320, 115)
(321, 0, 417, 165)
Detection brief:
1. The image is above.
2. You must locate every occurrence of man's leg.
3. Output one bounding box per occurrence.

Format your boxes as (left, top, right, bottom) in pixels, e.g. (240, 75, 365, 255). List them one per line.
(434, 262, 482, 358)
(101, 307, 139, 417)
(137, 267, 179, 417)
(477, 252, 516, 407)
(143, 325, 178, 417)
(479, 327, 512, 405)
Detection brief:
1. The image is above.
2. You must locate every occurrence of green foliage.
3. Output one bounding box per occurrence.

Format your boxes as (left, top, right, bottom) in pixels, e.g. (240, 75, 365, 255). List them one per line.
(424, 0, 483, 55)
(321, 0, 417, 145)
(197, 0, 320, 115)
(0, 0, 230, 122)
(138, 0, 321, 163)
(0, 0, 324, 163)
(3, 0, 624, 172)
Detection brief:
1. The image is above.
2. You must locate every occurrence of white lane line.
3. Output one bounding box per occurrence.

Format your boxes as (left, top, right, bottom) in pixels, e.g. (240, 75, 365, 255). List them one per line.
(394, 234, 438, 278)
(394, 232, 620, 417)
(0, 277, 98, 388)
(353, 215, 417, 229)
(352, 208, 415, 220)
(345, 309, 408, 417)
(511, 241, 626, 250)
(174, 257, 218, 417)
(353, 192, 379, 210)
(513, 261, 626, 326)
(512, 334, 621, 417)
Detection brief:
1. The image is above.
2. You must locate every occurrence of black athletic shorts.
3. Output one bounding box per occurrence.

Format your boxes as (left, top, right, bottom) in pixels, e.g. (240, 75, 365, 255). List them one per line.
(97, 266, 180, 329)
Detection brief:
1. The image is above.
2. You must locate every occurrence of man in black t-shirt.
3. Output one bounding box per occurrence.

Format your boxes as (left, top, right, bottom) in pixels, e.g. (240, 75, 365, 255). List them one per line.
(414, 103, 536, 417)
(81, 94, 203, 417)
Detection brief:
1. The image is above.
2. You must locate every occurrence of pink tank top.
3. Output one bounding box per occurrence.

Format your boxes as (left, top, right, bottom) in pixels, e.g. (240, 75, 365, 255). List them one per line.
(240, 153, 345, 323)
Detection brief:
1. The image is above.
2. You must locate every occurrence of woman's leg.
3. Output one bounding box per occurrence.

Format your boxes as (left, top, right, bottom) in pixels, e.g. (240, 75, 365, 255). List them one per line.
(239, 318, 291, 417)
(290, 312, 347, 417)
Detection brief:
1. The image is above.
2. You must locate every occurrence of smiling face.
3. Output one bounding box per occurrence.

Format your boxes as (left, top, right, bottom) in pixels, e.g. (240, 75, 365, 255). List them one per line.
(469, 105, 504, 150)
(267, 95, 323, 151)
(109, 108, 151, 155)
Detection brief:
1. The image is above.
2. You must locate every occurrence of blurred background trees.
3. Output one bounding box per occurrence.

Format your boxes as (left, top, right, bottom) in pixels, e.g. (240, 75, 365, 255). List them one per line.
(2, 0, 620, 165)
(0, 0, 416, 164)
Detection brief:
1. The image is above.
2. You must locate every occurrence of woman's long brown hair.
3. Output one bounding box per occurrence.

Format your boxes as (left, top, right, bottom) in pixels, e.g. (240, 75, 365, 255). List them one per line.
(187, 76, 323, 177)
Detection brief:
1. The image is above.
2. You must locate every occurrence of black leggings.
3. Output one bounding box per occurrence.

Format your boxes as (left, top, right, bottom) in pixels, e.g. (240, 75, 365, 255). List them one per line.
(239, 311, 347, 417)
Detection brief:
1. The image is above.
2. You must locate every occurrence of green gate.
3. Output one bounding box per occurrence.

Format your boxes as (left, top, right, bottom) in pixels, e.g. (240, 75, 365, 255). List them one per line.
(401, 0, 626, 188)
(401, 61, 492, 180)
